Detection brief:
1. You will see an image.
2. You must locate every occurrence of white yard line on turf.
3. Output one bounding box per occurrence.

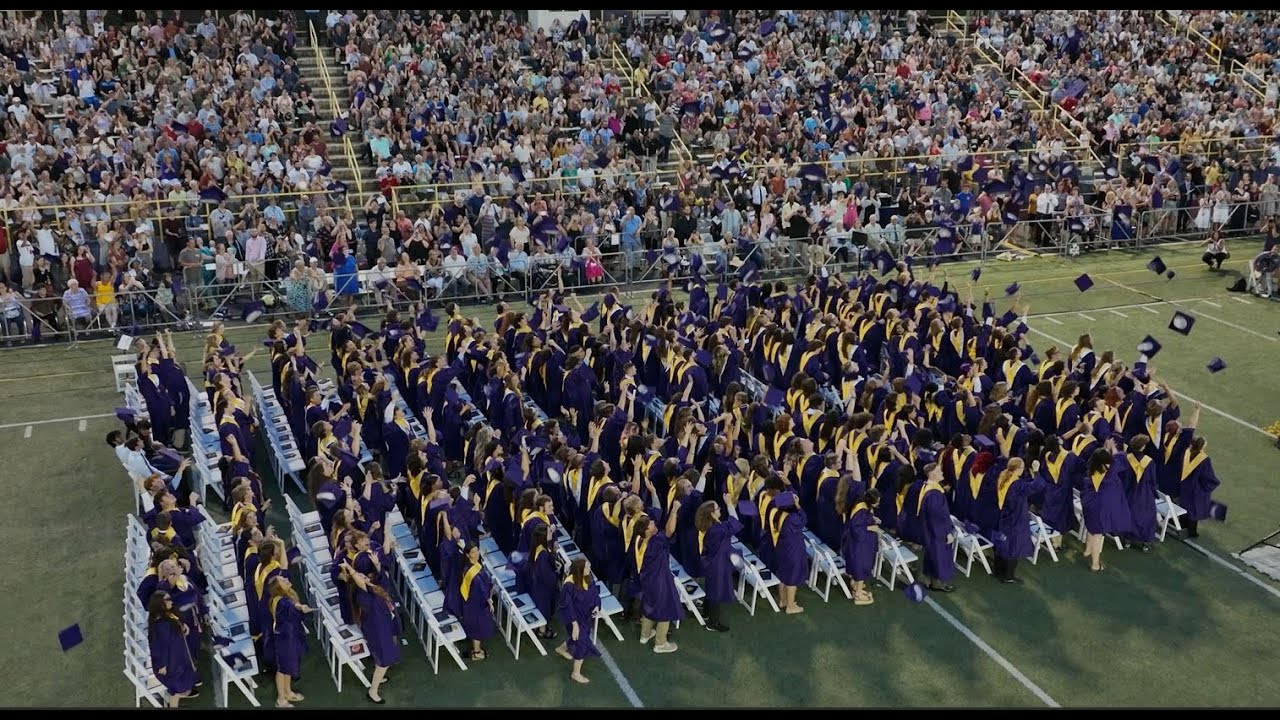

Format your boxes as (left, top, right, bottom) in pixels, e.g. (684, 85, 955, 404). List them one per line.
(1201, 300, 1222, 307)
(1141, 306, 1161, 314)
(1078, 313, 1097, 322)
(1031, 297, 1216, 318)
(0, 413, 116, 431)
(1043, 316, 1064, 325)
(1109, 309, 1128, 317)
(598, 645, 644, 707)
(1184, 540, 1280, 600)
(924, 597, 1060, 707)
(1101, 278, 1279, 344)
(1231, 297, 1252, 304)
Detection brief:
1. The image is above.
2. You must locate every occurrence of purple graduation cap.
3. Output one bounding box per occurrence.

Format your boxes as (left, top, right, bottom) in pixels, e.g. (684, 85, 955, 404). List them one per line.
(763, 386, 785, 408)
(971, 267, 982, 282)
(874, 251, 895, 275)
(800, 163, 825, 183)
(1132, 361, 1150, 382)
(716, 283, 728, 301)
(775, 491, 799, 509)
(1074, 274, 1094, 292)
(1168, 311, 1195, 335)
(1166, 270, 1176, 280)
(418, 308, 439, 332)
(938, 295, 958, 314)
(1004, 281, 1020, 296)
(58, 624, 84, 652)
(758, 19, 776, 36)
(1206, 357, 1227, 373)
(972, 434, 996, 452)
(1146, 256, 1167, 275)
(1208, 500, 1229, 522)
(741, 258, 760, 282)
(1136, 335, 1162, 358)
(581, 302, 600, 322)
(736, 499, 760, 519)
(348, 321, 372, 339)
(902, 582, 927, 604)
(241, 299, 264, 323)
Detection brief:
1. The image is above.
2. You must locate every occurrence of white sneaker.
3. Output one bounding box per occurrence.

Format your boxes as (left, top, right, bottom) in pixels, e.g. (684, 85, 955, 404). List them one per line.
(639, 630, 655, 645)
(653, 642, 678, 654)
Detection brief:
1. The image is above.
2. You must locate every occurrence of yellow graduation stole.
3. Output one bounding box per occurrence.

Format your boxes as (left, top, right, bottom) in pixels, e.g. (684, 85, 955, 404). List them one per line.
(150, 526, 176, 543)
(1100, 404, 1118, 427)
(1044, 451, 1068, 485)
(395, 417, 411, 435)
(950, 447, 973, 483)
(269, 595, 286, 632)
(330, 525, 345, 552)
(996, 472, 1017, 509)
(460, 561, 483, 601)
(802, 409, 822, 435)
(871, 292, 888, 316)
(1164, 435, 1179, 464)
(634, 535, 650, 574)
(929, 333, 943, 353)
(773, 430, 794, 459)
(1181, 450, 1208, 481)
(318, 434, 337, 455)
(666, 484, 680, 516)
(602, 500, 622, 527)
(949, 328, 965, 353)
(1090, 469, 1106, 492)
(408, 469, 425, 500)
(1003, 360, 1024, 387)
(895, 487, 908, 514)
(1146, 416, 1163, 448)
(847, 431, 867, 465)
(697, 528, 708, 555)
(639, 452, 660, 483)
(586, 474, 611, 507)
(484, 478, 502, 509)
(726, 473, 746, 501)
(786, 387, 803, 412)
(968, 462, 984, 499)
(621, 512, 644, 550)
(565, 467, 583, 499)
(997, 426, 1016, 457)
(1072, 435, 1095, 456)
(857, 317, 875, 342)
(925, 399, 943, 423)
(966, 337, 979, 361)
(757, 492, 772, 521)
(1127, 453, 1152, 483)
(917, 480, 943, 514)
(768, 506, 788, 546)
(231, 501, 256, 528)
(1055, 399, 1075, 427)
(847, 500, 869, 522)
(523, 510, 549, 532)
(799, 349, 821, 374)
(254, 560, 281, 601)
(355, 393, 369, 420)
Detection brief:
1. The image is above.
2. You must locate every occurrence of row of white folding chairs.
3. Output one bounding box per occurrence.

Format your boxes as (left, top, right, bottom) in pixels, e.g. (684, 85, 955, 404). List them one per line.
(731, 537, 782, 615)
(192, 509, 262, 707)
(123, 523, 168, 709)
(385, 510, 473, 673)
(284, 493, 374, 692)
(247, 371, 306, 494)
(478, 537, 550, 660)
(804, 529, 854, 602)
(550, 527, 627, 643)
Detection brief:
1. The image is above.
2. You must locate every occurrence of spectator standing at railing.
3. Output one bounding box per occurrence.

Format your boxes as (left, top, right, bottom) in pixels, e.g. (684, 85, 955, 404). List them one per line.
(62, 279, 92, 331)
(1, 284, 26, 343)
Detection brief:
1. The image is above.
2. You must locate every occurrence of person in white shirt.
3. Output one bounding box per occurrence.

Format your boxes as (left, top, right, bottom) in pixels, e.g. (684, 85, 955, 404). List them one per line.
(244, 227, 268, 280)
(508, 215, 531, 252)
(108, 431, 188, 497)
(442, 246, 469, 290)
(368, 257, 395, 306)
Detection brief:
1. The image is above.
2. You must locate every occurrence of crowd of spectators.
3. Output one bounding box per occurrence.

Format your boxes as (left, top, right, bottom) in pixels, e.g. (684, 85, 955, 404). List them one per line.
(3, 10, 1280, 344)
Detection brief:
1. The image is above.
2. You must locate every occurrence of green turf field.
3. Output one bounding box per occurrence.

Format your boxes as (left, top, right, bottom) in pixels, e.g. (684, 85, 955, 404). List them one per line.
(3, 238, 1279, 708)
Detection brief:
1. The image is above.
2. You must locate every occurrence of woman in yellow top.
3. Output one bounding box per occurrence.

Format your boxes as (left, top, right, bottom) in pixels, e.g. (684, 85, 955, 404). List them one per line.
(94, 270, 119, 329)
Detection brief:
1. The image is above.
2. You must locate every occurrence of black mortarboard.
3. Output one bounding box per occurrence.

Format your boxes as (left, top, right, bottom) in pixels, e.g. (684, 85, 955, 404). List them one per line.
(971, 267, 982, 282)
(1136, 335, 1162, 358)
(349, 321, 372, 339)
(1169, 310, 1195, 335)
(1146, 256, 1167, 275)
(1207, 357, 1227, 373)
(1005, 281, 1020, 296)
(1074, 274, 1094, 292)
(736, 499, 760, 519)
(1166, 270, 1176, 280)
(1209, 501, 1229, 522)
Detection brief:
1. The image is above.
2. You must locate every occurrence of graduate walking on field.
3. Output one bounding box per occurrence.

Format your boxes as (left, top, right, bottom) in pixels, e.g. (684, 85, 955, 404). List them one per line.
(555, 557, 602, 684)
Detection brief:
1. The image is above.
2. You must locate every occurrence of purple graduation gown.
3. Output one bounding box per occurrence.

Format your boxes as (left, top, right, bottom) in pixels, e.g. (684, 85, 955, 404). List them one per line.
(459, 562, 497, 640)
(558, 579, 602, 660)
(353, 552, 401, 667)
(637, 533, 684, 623)
(770, 506, 809, 587)
(1034, 452, 1076, 534)
(839, 505, 878, 581)
(995, 477, 1034, 560)
(271, 596, 308, 678)
(1124, 455, 1158, 543)
(149, 618, 197, 695)
(1081, 454, 1132, 536)
(919, 484, 956, 583)
(699, 517, 744, 604)
(1178, 452, 1221, 522)
(517, 547, 560, 621)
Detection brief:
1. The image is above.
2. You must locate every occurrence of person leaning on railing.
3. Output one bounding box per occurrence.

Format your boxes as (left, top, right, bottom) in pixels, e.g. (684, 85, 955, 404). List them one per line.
(0, 283, 27, 343)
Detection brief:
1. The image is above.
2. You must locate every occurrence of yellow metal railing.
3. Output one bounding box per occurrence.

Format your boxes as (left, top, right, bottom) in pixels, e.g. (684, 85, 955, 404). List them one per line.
(1230, 58, 1269, 102)
(309, 18, 363, 204)
(1116, 133, 1277, 162)
(1155, 10, 1222, 65)
(610, 40, 694, 176)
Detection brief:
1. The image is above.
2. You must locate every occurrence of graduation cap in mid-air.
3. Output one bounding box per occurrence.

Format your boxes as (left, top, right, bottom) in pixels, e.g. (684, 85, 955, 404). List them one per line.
(1166, 270, 1176, 280)
(1146, 256, 1167, 275)
(1005, 281, 1020, 296)
(348, 320, 372, 339)
(1074, 274, 1094, 292)
(736, 499, 760, 519)
(971, 267, 982, 282)
(1207, 357, 1227, 374)
(1136, 335, 1163, 358)
(58, 624, 83, 652)
(1208, 500, 1229, 522)
(1169, 310, 1196, 335)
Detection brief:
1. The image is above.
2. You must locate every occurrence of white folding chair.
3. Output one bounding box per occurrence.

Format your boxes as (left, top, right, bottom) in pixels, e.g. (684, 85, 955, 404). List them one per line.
(1028, 514, 1061, 564)
(804, 530, 852, 602)
(950, 517, 994, 577)
(1154, 491, 1188, 542)
(732, 539, 781, 615)
(873, 532, 919, 591)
